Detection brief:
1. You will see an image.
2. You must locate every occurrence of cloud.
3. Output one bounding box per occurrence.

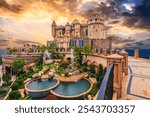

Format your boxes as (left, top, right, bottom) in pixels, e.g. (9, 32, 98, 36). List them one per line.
(0, 0, 150, 44)
(121, 3, 135, 13)
(0, 0, 22, 13)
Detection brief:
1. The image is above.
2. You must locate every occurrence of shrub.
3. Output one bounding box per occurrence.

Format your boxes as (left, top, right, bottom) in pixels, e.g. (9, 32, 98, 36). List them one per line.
(64, 72, 69, 77)
(0, 58, 2, 65)
(0, 90, 6, 95)
(2, 73, 11, 84)
(87, 85, 99, 96)
(11, 83, 20, 90)
(89, 64, 96, 74)
(88, 72, 96, 78)
(81, 66, 87, 72)
(56, 67, 64, 75)
(2, 82, 12, 86)
(59, 61, 70, 69)
(9, 90, 21, 100)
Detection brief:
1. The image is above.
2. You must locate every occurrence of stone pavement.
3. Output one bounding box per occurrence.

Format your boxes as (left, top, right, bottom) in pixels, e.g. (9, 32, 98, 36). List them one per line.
(125, 57, 150, 100)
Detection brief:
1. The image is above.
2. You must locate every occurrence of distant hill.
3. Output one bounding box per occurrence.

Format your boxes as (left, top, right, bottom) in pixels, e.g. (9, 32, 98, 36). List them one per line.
(0, 39, 42, 50)
(111, 38, 135, 49)
(123, 39, 150, 49)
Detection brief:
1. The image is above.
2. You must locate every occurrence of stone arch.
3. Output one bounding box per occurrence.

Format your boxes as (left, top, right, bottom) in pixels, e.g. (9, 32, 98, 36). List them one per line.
(93, 61, 98, 67)
(93, 61, 98, 73)
(87, 60, 92, 66)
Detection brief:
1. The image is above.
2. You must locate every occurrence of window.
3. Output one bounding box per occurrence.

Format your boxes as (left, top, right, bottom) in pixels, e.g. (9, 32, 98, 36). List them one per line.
(86, 29, 88, 36)
(95, 19, 97, 21)
(96, 29, 97, 32)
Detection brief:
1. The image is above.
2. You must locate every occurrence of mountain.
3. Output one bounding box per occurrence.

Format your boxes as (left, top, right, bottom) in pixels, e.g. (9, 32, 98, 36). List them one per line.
(123, 39, 150, 49)
(0, 39, 42, 50)
(112, 38, 135, 49)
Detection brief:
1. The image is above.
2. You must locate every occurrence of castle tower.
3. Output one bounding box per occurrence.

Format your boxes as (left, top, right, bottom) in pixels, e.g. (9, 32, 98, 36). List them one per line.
(51, 20, 57, 38)
(87, 10, 105, 39)
(72, 19, 81, 38)
(65, 22, 71, 38)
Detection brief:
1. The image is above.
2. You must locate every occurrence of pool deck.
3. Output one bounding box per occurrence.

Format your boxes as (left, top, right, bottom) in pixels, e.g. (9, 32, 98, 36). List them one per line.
(121, 57, 150, 100)
(55, 72, 88, 82)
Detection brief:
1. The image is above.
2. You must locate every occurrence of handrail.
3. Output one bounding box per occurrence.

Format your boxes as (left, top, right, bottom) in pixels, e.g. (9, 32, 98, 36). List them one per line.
(96, 62, 114, 100)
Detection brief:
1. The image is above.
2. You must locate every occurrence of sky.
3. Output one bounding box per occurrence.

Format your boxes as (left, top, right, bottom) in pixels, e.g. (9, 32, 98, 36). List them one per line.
(0, 0, 150, 44)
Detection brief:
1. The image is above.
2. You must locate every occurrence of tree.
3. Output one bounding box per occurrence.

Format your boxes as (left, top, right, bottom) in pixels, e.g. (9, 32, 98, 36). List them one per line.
(0, 58, 2, 65)
(83, 44, 91, 61)
(37, 45, 47, 52)
(12, 58, 25, 76)
(74, 46, 83, 65)
(2, 73, 11, 84)
(47, 43, 55, 53)
(7, 48, 13, 54)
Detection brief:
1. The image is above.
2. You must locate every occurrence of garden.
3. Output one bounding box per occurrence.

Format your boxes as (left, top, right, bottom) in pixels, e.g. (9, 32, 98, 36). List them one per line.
(1, 44, 107, 100)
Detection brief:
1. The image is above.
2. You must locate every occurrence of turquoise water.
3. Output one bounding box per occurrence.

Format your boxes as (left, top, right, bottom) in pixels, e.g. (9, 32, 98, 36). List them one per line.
(52, 79, 91, 96)
(27, 78, 58, 91)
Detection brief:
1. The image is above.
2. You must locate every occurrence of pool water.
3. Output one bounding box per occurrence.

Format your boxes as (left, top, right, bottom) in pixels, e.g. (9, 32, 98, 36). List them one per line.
(52, 79, 91, 96)
(27, 78, 58, 91)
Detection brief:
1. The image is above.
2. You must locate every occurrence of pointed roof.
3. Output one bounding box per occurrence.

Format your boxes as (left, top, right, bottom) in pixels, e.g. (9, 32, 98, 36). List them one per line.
(92, 10, 101, 15)
(72, 19, 80, 24)
(52, 20, 56, 25)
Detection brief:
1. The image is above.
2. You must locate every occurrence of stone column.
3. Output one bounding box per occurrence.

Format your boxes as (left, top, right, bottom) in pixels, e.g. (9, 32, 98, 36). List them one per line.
(107, 54, 123, 98)
(115, 50, 120, 54)
(110, 49, 114, 55)
(103, 49, 108, 56)
(134, 49, 139, 59)
(120, 50, 128, 75)
(98, 49, 101, 55)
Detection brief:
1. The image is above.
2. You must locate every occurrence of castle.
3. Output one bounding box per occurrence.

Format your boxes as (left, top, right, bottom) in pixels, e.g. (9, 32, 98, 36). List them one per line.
(51, 10, 111, 49)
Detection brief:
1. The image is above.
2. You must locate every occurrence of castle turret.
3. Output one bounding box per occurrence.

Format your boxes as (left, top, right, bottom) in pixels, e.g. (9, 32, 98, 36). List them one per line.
(72, 19, 81, 38)
(51, 20, 57, 37)
(87, 10, 105, 39)
(65, 22, 71, 38)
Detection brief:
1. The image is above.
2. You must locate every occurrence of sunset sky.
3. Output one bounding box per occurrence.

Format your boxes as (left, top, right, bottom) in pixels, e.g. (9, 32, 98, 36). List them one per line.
(0, 0, 150, 44)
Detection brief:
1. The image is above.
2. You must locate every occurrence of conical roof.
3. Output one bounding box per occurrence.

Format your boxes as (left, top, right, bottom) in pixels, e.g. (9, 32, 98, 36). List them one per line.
(92, 10, 100, 15)
(52, 20, 56, 25)
(72, 19, 80, 24)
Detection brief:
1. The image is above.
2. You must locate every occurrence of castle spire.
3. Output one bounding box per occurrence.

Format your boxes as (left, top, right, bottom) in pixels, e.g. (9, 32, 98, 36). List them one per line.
(52, 20, 56, 25)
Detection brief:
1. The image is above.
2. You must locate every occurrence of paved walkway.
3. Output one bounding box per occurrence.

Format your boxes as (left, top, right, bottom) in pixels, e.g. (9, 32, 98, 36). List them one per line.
(126, 57, 150, 100)
(55, 72, 87, 82)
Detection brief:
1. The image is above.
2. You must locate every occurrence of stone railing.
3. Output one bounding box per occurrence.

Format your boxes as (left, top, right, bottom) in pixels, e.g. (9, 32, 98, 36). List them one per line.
(2, 54, 42, 66)
(96, 62, 114, 100)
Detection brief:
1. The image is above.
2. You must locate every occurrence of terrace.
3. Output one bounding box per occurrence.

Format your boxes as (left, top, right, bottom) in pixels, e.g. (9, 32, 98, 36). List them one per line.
(0, 47, 149, 100)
